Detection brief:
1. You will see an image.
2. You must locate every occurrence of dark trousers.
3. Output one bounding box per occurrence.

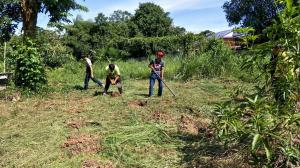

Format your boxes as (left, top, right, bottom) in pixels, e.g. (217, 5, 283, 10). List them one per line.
(104, 76, 122, 94)
(149, 73, 163, 97)
(84, 73, 102, 89)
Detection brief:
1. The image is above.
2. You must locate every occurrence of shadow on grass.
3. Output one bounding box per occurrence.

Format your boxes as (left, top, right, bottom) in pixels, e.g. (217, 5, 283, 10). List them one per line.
(73, 85, 84, 90)
(176, 132, 247, 168)
(176, 133, 223, 168)
(134, 93, 149, 98)
(93, 91, 113, 96)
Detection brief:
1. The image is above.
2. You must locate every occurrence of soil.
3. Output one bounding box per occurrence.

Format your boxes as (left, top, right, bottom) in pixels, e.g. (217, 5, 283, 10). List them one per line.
(65, 108, 83, 113)
(62, 134, 100, 155)
(0, 91, 21, 102)
(178, 114, 212, 136)
(151, 110, 176, 124)
(110, 92, 121, 97)
(82, 160, 115, 168)
(65, 118, 85, 129)
(95, 91, 121, 97)
(178, 115, 199, 135)
(128, 100, 148, 108)
(161, 99, 175, 105)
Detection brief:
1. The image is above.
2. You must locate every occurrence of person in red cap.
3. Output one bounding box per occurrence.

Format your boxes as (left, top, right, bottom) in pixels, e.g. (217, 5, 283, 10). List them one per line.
(148, 50, 165, 97)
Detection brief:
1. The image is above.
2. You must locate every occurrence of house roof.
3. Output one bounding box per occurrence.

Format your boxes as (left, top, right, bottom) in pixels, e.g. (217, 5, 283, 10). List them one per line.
(214, 29, 244, 39)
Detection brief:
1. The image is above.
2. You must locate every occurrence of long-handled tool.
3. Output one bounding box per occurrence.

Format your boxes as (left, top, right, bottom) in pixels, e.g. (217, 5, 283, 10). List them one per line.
(152, 69, 176, 97)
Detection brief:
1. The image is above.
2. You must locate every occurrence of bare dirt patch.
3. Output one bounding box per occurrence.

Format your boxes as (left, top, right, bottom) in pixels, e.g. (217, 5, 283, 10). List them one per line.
(65, 118, 85, 129)
(62, 134, 100, 155)
(151, 110, 176, 124)
(0, 91, 21, 102)
(64, 108, 84, 113)
(128, 100, 148, 108)
(110, 92, 122, 97)
(178, 114, 212, 136)
(161, 99, 175, 105)
(82, 159, 115, 168)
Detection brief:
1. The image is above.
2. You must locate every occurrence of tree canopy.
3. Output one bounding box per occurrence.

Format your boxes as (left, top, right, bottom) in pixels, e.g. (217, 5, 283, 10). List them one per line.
(0, 0, 87, 39)
(109, 10, 132, 23)
(132, 2, 173, 37)
(222, 0, 279, 33)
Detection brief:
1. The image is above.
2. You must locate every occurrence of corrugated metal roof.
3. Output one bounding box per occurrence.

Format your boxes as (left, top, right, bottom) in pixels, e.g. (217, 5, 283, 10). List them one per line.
(214, 29, 244, 38)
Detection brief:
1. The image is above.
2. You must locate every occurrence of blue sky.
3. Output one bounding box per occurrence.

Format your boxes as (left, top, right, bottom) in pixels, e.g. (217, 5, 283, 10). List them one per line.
(37, 0, 231, 33)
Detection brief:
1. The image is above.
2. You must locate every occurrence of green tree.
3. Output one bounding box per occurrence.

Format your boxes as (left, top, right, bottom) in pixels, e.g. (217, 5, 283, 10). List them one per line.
(169, 26, 186, 36)
(0, 0, 21, 42)
(132, 2, 172, 37)
(0, 0, 87, 38)
(64, 19, 94, 59)
(223, 0, 279, 33)
(36, 28, 72, 68)
(95, 12, 108, 25)
(109, 10, 132, 23)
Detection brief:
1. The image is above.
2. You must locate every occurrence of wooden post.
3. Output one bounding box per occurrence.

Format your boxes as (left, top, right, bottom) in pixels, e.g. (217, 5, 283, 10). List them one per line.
(4, 42, 6, 73)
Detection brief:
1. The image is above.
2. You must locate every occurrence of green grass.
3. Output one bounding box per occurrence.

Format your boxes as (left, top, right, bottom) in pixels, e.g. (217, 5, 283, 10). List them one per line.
(0, 74, 252, 168)
(0, 56, 254, 167)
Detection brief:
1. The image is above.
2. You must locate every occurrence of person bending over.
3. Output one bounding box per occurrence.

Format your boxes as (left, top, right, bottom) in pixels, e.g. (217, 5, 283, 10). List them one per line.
(103, 64, 123, 95)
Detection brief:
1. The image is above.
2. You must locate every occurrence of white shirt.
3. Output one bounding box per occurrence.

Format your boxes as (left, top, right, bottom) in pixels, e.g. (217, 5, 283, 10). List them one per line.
(85, 58, 92, 67)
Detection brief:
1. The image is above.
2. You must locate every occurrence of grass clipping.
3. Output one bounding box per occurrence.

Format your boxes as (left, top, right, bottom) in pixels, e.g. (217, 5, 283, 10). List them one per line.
(101, 123, 177, 165)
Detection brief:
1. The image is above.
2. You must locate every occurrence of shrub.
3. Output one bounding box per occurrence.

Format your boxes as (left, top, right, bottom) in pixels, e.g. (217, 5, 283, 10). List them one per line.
(178, 39, 239, 80)
(214, 1, 300, 166)
(14, 40, 47, 91)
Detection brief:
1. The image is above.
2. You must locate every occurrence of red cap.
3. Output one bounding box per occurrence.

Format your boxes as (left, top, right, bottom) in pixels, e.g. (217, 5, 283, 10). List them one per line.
(156, 51, 165, 58)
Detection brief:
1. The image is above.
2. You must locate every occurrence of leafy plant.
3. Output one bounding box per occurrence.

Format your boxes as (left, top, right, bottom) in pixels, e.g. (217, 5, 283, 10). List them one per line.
(215, 0, 300, 167)
(178, 39, 239, 80)
(14, 39, 47, 91)
(234, 27, 259, 48)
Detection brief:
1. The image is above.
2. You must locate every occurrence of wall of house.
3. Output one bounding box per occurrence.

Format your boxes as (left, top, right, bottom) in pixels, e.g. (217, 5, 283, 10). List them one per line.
(223, 38, 242, 49)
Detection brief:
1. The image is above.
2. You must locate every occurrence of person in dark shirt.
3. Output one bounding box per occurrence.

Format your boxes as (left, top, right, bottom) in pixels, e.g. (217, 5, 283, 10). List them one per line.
(148, 51, 165, 97)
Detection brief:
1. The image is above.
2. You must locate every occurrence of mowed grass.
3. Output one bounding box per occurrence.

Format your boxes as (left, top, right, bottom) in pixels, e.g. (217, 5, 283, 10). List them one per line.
(0, 60, 252, 167)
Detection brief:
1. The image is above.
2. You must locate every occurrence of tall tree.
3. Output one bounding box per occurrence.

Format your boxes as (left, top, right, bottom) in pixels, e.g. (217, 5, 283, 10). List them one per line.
(0, 0, 87, 38)
(95, 12, 107, 25)
(223, 0, 279, 33)
(132, 2, 172, 37)
(109, 10, 132, 23)
(64, 19, 94, 59)
(0, 0, 21, 42)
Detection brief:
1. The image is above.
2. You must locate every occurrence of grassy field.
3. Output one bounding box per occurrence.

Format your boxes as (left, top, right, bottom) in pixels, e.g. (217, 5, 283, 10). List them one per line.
(0, 75, 253, 168)
(0, 57, 254, 168)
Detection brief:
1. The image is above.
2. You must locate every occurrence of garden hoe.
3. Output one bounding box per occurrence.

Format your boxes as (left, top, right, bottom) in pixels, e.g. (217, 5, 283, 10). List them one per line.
(152, 70, 176, 97)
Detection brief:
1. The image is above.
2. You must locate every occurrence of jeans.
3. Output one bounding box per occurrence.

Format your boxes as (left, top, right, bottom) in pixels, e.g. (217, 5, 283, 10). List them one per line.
(104, 76, 123, 94)
(84, 73, 102, 89)
(149, 73, 163, 97)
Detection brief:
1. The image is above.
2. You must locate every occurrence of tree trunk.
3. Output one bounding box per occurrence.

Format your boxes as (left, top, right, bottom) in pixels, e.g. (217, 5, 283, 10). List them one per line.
(21, 0, 41, 38)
